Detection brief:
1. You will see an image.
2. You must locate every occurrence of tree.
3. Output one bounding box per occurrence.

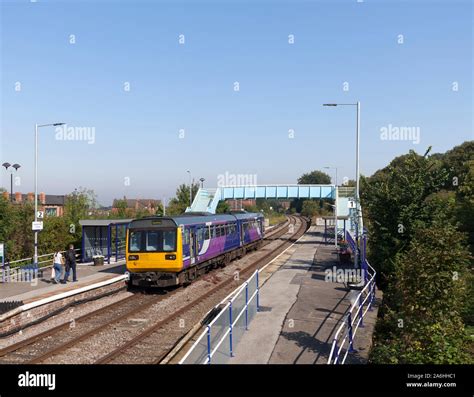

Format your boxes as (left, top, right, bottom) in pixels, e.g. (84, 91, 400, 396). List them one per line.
(216, 201, 230, 213)
(297, 170, 331, 185)
(361, 148, 449, 286)
(291, 170, 332, 213)
(301, 200, 319, 217)
(167, 183, 200, 215)
(113, 198, 128, 218)
(370, 221, 472, 364)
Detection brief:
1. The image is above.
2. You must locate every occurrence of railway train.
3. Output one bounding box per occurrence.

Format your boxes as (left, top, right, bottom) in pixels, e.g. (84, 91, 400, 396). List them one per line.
(125, 211, 265, 288)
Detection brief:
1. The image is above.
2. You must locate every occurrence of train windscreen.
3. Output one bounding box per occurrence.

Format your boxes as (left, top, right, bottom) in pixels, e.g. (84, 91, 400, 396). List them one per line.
(129, 229, 177, 253)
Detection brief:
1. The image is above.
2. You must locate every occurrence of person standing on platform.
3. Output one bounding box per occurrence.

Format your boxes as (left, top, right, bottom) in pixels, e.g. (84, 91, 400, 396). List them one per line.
(61, 244, 78, 283)
(52, 251, 63, 284)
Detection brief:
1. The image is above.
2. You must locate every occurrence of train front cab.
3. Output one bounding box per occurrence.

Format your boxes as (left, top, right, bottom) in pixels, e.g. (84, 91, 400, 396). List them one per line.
(126, 217, 183, 287)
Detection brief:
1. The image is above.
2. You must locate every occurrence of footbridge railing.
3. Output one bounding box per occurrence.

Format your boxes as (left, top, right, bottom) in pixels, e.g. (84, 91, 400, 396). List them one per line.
(187, 184, 336, 214)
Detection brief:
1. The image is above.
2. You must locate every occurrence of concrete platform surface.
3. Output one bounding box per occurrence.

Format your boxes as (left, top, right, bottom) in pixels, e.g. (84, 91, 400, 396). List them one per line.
(229, 226, 380, 364)
(0, 261, 126, 303)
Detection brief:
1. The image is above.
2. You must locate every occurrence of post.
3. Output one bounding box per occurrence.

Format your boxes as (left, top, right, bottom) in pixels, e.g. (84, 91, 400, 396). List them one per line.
(356, 101, 360, 204)
(369, 280, 376, 311)
(358, 294, 364, 328)
(107, 224, 111, 264)
(34, 123, 38, 267)
(206, 325, 211, 364)
(347, 312, 356, 352)
(333, 339, 339, 364)
(355, 102, 361, 271)
(334, 186, 338, 249)
(256, 270, 260, 312)
(10, 173, 13, 202)
(229, 301, 233, 357)
(115, 224, 118, 262)
(245, 282, 249, 330)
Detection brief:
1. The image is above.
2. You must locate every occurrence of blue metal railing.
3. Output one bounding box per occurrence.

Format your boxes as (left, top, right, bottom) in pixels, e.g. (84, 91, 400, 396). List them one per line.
(327, 230, 377, 364)
(179, 269, 260, 364)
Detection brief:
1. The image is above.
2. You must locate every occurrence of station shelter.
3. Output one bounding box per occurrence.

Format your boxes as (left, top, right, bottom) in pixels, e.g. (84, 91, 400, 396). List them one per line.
(79, 219, 133, 264)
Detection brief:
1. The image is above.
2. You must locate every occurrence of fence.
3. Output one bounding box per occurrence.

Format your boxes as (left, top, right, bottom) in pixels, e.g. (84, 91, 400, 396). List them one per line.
(1, 248, 82, 283)
(327, 230, 377, 364)
(179, 270, 260, 364)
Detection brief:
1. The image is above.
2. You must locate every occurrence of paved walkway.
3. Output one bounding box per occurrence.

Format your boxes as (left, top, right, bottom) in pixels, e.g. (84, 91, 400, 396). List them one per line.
(0, 261, 126, 303)
(229, 226, 380, 364)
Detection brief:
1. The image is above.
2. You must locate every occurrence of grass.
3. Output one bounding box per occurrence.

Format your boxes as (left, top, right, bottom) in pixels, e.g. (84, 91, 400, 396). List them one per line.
(267, 213, 287, 226)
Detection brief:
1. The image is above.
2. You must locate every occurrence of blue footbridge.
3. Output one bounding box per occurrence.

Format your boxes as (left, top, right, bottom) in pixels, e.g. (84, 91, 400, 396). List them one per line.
(186, 184, 362, 232)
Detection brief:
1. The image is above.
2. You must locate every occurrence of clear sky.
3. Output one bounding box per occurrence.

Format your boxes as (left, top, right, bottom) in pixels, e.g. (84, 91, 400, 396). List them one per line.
(1, 0, 472, 205)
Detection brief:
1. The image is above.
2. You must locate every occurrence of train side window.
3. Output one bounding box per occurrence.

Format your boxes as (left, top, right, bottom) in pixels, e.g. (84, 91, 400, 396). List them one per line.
(184, 228, 189, 245)
(205, 227, 210, 240)
(216, 226, 221, 238)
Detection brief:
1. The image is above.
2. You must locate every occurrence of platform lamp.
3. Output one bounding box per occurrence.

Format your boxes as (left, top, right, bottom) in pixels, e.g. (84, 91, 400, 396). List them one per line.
(34, 122, 65, 268)
(187, 170, 192, 207)
(323, 102, 361, 269)
(2, 162, 21, 202)
(199, 178, 205, 188)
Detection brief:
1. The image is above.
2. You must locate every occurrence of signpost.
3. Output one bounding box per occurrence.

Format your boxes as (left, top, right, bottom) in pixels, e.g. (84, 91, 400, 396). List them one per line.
(32, 221, 43, 231)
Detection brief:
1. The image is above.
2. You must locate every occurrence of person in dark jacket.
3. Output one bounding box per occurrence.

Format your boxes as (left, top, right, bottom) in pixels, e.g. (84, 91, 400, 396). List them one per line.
(61, 244, 78, 283)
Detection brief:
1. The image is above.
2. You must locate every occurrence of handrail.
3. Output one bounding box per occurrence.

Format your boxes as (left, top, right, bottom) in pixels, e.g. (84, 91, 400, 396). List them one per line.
(180, 269, 260, 364)
(327, 229, 377, 364)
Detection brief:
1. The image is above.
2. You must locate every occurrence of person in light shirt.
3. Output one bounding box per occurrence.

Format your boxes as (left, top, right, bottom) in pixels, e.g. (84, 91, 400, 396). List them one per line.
(52, 251, 63, 284)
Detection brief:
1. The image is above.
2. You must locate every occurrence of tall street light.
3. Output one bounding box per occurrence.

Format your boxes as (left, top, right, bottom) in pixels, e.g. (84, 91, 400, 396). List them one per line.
(323, 102, 361, 267)
(199, 178, 205, 188)
(34, 122, 65, 267)
(2, 163, 21, 202)
(324, 166, 338, 249)
(186, 170, 192, 207)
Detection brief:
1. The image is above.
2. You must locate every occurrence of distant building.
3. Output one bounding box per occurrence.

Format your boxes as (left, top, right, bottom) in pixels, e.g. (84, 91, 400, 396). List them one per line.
(112, 198, 162, 215)
(2, 191, 66, 216)
(227, 199, 257, 211)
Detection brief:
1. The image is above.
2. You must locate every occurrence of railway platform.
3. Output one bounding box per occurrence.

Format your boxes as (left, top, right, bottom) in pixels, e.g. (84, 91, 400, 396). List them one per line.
(229, 225, 381, 364)
(0, 260, 126, 304)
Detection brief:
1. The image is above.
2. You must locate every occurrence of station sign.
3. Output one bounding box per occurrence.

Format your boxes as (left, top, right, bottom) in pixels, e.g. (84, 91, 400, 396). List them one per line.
(347, 200, 356, 209)
(37, 211, 44, 219)
(32, 221, 44, 231)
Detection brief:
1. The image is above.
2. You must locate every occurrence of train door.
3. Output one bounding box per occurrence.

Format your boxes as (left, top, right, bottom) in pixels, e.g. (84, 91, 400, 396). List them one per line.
(189, 227, 197, 265)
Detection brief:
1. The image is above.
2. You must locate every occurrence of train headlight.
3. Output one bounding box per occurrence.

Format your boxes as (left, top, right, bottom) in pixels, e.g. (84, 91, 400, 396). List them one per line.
(124, 271, 130, 281)
(128, 255, 139, 260)
(165, 254, 176, 260)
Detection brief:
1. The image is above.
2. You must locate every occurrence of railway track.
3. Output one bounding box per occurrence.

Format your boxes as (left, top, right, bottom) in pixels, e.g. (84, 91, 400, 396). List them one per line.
(97, 215, 309, 364)
(0, 215, 306, 364)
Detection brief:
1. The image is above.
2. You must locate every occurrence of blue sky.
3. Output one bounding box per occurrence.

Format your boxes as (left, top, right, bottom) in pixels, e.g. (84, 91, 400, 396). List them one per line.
(1, 0, 472, 205)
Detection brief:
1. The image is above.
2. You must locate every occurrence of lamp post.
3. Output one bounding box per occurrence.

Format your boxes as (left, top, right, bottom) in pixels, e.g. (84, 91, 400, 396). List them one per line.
(34, 122, 65, 267)
(323, 102, 361, 267)
(2, 163, 21, 202)
(200, 178, 205, 189)
(186, 170, 192, 207)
